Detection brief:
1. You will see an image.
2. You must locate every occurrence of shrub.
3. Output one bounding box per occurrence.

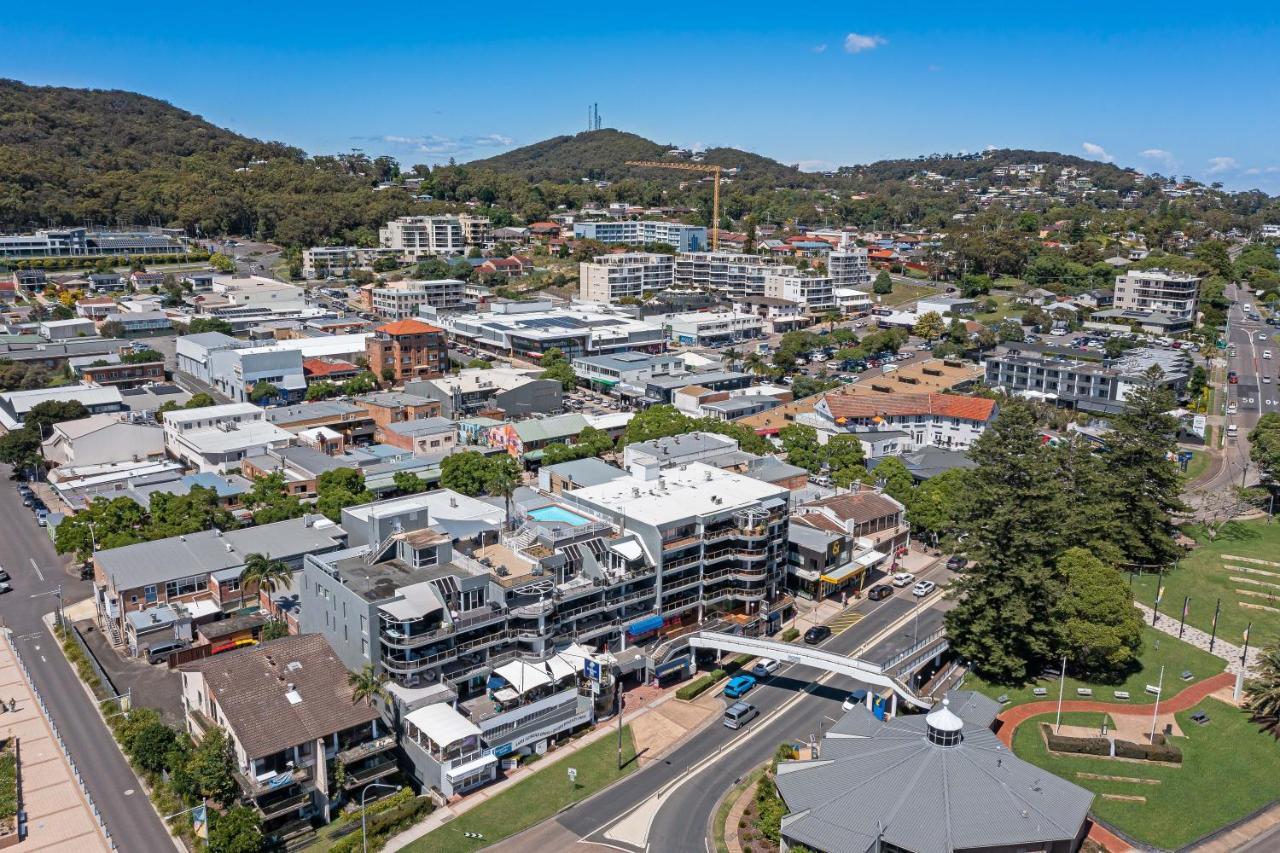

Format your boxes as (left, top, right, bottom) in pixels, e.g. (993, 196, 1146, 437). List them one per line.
(1114, 736, 1183, 764)
(1041, 724, 1111, 756)
(330, 796, 432, 853)
(779, 628, 800, 643)
(677, 675, 717, 701)
(0, 746, 17, 822)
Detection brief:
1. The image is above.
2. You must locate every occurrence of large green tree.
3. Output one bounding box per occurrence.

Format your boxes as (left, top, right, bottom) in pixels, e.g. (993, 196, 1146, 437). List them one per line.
(908, 468, 970, 545)
(1053, 548, 1144, 676)
(208, 806, 263, 853)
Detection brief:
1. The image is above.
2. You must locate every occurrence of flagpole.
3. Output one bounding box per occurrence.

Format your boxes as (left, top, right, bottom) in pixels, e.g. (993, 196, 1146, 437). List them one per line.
(1179, 595, 1189, 639)
(1152, 567, 1164, 626)
(1054, 653, 1067, 732)
(1209, 598, 1221, 654)
(1149, 665, 1165, 743)
(1242, 622, 1252, 666)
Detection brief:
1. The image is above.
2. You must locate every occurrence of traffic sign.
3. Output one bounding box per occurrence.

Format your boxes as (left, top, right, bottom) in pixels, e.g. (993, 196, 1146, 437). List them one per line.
(583, 658, 601, 682)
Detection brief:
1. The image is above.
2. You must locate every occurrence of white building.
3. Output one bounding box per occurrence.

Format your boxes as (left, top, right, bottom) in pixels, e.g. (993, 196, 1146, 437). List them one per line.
(162, 403, 295, 474)
(0, 227, 185, 259)
(206, 275, 307, 314)
(41, 414, 166, 467)
(422, 299, 665, 359)
(834, 288, 874, 315)
(459, 214, 491, 247)
(370, 279, 466, 318)
(379, 216, 466, 259)
(673, 252, 790, 299)
(805, 392, 998, 452)
(0, 384, 125, 430)
(572, 352, 687, 387)
(1261, 224, 1280, 239)
(301, 246, 400, 279)
(578, 253, 676, 303)
(1113, 269, 1202, 323)
(573, 221, 707, 252)
(763, 272, 836, 313)
(827, 246, 871, 289)
(665, 311, 765, 346)
(39, 318, 97, 341)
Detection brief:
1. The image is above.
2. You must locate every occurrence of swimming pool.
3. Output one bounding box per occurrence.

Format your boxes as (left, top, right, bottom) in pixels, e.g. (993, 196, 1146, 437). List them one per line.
(527, 505, 593, 526)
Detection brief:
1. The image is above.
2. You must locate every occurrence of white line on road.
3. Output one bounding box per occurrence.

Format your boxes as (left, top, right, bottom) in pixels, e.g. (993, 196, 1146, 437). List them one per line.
(29, 559, 44, 582)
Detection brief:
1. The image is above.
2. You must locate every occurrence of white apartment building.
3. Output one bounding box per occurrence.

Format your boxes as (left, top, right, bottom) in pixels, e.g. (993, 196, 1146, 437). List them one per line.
(459, 214, 491, 247)
(579, 253, 676, 303)
(1260, 224, 1280, 239)
(763, 271, 836, 313)
(301, 246, 400, 279)
(673, 252, 791, 299)
(828, 246, 871, 289)
(162, 403, 295, 473)
(665, 311, 765, 346)
(1113, 269, 1202, 322)
(370, 279, 467, 318)
(835, 288, 874, 314)
(379, 216, 466, 259)
(573, 221, 707, 252)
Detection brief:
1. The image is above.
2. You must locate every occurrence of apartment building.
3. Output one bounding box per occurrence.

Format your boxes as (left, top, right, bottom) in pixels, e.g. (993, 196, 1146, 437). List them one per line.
(572, 221, 707, 252)
(458, 214, 491, 247)
(673, 252, 790, 299)
(827, 246, 871, 289)
(379, 216, 466, 259)
(41, 414, 165, 467)
(763, 271, 836, 313)
(0, 227, 185, 259)
(1113, 269, 1202, 322)
(665, 311, 765, 346)
(181, 635, 393, 843)
(162, 402, 296, 473)
(367, 279, 466, 318)
(423, 300, 665, 360)
(301, 246, 400, 279)
(365, 319, 449, 384)
(806, 392, 998, 452)
(983, 347, 1190, 413)
(578, 253, 675, 303)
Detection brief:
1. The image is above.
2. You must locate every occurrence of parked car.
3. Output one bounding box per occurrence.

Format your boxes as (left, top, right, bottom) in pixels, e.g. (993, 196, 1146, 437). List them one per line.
(723, 674, 757, 699)
(946, 556, 968, 571)
(723, 701, 759, 730)
(912, 580, 937, 597)
(0, 582, 10, 595)
(842, 688, 869, 711)
(803, 625, 832, 644)
(891, 572, 915, 587)
(0, 568, 9, 582)
(146, 640, 189, 665)
(867, 584, 893, 601)
(751, 658, 780, 679)
(35, 508, 48, 526)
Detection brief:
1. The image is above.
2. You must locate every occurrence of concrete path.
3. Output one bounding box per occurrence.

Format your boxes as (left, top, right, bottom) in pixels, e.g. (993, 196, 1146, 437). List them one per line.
(1136, 602, 1260, 674)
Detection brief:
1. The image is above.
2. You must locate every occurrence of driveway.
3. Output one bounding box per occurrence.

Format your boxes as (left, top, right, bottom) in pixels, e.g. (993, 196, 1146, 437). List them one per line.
(75, 619, 184, 725)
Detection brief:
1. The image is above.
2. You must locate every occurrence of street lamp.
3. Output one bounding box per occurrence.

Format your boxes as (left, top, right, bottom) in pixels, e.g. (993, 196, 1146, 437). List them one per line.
(360, 781, 400, 853)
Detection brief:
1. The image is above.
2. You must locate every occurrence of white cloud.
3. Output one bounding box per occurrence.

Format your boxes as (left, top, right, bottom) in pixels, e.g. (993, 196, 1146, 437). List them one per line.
(1082, 142, 1113, 163)
(1140, 148, 1177, 170)
(1208, 156, 1239, 174)
(797, 159, 836, 172)
(1244, 166, 1280, 176)
(812, 43, 828, 54)
(366, 133, 516, 157)
(843, 33, 887, 54)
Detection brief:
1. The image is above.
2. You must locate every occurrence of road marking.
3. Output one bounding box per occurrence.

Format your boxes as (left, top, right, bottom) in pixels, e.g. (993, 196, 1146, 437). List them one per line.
(29, 559, 44, 582)
(40, 656, 45, 663)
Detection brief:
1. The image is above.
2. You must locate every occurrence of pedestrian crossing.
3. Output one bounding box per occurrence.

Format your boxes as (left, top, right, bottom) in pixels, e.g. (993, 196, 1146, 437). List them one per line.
(828, 609, 865, 634)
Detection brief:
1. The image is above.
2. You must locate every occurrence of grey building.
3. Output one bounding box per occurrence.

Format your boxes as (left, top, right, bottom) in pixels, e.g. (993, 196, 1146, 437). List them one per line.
(405, 369, 561, 419)
(641, 370, 753, 405)
(984, 346, 1190, 413)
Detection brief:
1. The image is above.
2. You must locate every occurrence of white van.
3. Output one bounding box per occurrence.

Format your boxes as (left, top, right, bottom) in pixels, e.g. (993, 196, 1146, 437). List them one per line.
(723, 702, 760, 730)
(1228, 424, 1239, 439)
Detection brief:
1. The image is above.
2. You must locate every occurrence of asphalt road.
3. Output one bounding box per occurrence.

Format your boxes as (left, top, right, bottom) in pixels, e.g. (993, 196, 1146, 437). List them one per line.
(1217, 285, 1276, 491)
(0, 465, 174, 852)
(529, 560, 955, 853)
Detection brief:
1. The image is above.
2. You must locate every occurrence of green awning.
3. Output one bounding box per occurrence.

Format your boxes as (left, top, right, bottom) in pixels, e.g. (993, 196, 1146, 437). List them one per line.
(592, 378, 618, 387)
(522, 449, 546, 461)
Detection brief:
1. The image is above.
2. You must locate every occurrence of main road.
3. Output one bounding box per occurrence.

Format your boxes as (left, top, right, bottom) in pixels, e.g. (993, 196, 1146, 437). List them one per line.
(490, 559, 956, 853)
(1208, 284, 1277, 497)
(0, 465, 175, 851)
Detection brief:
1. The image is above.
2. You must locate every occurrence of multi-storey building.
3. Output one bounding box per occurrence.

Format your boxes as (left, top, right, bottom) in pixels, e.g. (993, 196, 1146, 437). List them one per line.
(367, 279, 466, 318)
(665, 310, 765, 346)
(673, 252, 790, 299)
(827, 246, 871, 289)
(365, 319, 449, 384)
(0, 227, 186, 259)
(983, 347, 1190, 413)
(572, 221, 707, 252)
(301, 246, 400, 279)
(161, 402, 297, 473)
(423, 300, 665, 360)
(763, 271, 836, 313)
(578, 253, 675, 303)
(458, 214, 491, 247)
(1113, 269, 1202, 323)
(806, 392, 998, 452)
(379, 216, 466, 259)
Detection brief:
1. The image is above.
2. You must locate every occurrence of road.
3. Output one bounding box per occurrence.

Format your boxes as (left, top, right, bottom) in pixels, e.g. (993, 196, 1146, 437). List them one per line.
(0, 466, 175, 852)
(501, 559, 955, 853)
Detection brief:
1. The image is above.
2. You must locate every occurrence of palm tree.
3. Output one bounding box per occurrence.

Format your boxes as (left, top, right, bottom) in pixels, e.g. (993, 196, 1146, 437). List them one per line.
(1245, 642, 1280, 737)
(822, 310, 843, 333)
(348, 664, 389, 708)
(240, 553, 291, 605)
(723, 347, 741, 372)
(743, 352, 765, 376)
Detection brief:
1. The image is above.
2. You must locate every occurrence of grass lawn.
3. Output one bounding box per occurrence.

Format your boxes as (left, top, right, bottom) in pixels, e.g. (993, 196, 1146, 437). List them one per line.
(404, 727, 638, 853)
(713, 765, 766, 853)
(1012, 699, 1280, 849)
(879, 280, 939, 307)
(966, 626, 1224, 708)
(1131, 521, 1280, 647)
(1182, 450, 1213, 483)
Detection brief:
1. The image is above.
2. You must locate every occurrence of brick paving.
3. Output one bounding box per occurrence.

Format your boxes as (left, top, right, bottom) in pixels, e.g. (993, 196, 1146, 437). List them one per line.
(1136, 602, 1260, 674)
(0, 631, 108, 853)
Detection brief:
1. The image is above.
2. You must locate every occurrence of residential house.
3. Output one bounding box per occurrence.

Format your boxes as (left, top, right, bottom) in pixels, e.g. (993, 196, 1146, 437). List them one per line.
(354, 392, 443, 439)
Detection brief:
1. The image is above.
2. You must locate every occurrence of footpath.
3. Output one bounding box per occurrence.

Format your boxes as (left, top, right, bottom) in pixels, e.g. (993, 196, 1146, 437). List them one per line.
(1135, 601, 1259, 674)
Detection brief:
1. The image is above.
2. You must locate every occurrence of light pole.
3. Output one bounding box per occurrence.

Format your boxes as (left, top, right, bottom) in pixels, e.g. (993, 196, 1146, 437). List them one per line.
(361, 781, 400, 853)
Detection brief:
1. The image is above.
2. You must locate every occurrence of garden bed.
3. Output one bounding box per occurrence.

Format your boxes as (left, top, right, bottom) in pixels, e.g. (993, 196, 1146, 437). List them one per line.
(0, 739, 18, 849)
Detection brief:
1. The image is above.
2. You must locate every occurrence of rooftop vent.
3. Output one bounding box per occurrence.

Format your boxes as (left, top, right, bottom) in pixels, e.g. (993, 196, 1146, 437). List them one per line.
(925, 698, 964, 747)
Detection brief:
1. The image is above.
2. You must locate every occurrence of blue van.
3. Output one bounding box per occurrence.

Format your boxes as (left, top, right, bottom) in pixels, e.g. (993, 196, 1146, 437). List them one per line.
(723, 674, 757, 699)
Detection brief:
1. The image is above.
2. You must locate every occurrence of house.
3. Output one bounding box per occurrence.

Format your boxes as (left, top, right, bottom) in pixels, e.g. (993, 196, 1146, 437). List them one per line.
(87, 273, 129, 293)
(161, 402, 296, 473)
(1075, 289, 1114, 308)
(0, 383, 125, 429)
(354, 392, 443, 438)
(76, 296, 118, 320)
(477, 256, 534, 278)
(41, 414, 165, 467)
(71, 353, 167, 388)
(302, 358, 361, 383)
(181, 635, 394, 843)
(94, 514, 344, 652)
(794, 488, 911, 557)
(365, 319, 449, 384)
(808, 392, 997, 452)
(381, 416, 458, 455)
(488, 413, 589, 462)
(1017, 287, 1059, 306)
(405, 368, 561, 419)
(129, 270, 166, 290)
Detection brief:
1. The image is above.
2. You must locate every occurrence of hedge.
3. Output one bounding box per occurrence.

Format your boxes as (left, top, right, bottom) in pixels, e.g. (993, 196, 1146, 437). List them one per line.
(677, 668, 727, 701)
(1041, 724, 1182, 764)
(0, 745, 16, 822)
(779, 628, 800, 643)
(1114, 734, 1182, 764)
(330, 796, 433, 853)
(1041, 724, 1111, 757)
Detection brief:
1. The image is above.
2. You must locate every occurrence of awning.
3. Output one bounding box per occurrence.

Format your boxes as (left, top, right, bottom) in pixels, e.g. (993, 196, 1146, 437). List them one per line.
(819, 561, 866, 585)
(545, 654, 577, 682)
(445, 751, 498, 781)
(856, 548, 888, 567)
(405, 702, 481, 750)
(592, 378, 618, 387)
(181, 599, 221, 620)
(522, 449, 546, 461)
(627, 615, 664, 636)
(380, 582, 442, 621)
(492, 660, 552, 695)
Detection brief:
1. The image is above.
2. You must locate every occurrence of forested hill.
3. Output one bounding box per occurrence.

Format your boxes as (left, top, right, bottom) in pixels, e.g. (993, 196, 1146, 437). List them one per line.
(839, 149, 1141, 190)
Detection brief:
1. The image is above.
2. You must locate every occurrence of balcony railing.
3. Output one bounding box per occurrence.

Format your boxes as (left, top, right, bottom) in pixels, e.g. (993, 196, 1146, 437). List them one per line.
(238, 764, 312, 798)
(337, 735, 396, 765)
(344, 756, 399, 789)
(257, 790, 312, 820)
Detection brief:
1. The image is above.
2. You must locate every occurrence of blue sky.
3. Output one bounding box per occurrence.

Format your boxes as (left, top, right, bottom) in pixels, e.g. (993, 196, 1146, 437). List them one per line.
(6, 2, 1280, 192)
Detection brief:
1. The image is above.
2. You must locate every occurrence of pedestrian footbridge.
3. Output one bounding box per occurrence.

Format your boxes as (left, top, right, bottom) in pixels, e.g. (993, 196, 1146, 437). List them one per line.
(685, 631, 932, 710)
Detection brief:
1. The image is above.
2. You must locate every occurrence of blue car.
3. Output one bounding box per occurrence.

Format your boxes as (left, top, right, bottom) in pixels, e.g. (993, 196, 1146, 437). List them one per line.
(723, 674, 757, 699)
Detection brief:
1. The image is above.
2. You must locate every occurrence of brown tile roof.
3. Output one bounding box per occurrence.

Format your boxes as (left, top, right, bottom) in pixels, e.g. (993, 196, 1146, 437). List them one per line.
(805, 491, 903, 525)
(792, 513, 845, 534)
(822, 392, 996, 422)
(183, 634, 377, 759)
(377, 319, 443, 336)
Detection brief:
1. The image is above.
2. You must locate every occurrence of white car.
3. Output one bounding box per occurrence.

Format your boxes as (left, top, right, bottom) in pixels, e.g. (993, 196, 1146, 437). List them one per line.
(1266, 376, 1273, 384)
(842, 689, 869, 711)
(891, 572, 916, 587)
(1265, 350, 1273, 360)
(912, 580, 937, 597)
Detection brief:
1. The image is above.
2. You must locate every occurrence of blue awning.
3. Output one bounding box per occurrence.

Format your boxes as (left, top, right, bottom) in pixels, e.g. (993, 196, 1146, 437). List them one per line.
(626, 615, 664, 636)
(654, 656, 691, 677)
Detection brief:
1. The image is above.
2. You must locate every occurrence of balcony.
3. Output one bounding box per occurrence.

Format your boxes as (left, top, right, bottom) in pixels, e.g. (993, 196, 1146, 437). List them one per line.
(238, 764, 312, 798)
(344, 756, 399, 789)
(661, 535, 700, 552)
(337, 735, 396, 765)
(257, 789, 312, 820)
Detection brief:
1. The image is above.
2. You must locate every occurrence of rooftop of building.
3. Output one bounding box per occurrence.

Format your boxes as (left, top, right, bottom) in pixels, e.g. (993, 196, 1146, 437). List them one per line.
(410, 367, 544, 395)
(356, 391, 435, 409)
(375, 318, 444, 336)
(570, 461, 786, 526)
(265, 400, 366, 425)
(821, 391, 997, 423)
(540, 458, 628, 488)
(322, 548, 470, 603)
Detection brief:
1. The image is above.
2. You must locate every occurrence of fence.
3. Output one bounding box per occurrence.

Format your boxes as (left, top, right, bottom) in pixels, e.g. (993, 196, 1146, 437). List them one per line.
(3, 629, 116, 849)
(64, 623, 121, 701)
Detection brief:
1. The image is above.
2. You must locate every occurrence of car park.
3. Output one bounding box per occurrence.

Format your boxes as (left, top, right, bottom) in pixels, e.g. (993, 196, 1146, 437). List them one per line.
(723, 701, 759, 730)
(912, 580, 937, 597)
(751, 658, 780, 679)
(891, 572, 915, 587)
(803, 625, 832, 644)
(867, 584, 893, 601)
(723, 674, 757, 699)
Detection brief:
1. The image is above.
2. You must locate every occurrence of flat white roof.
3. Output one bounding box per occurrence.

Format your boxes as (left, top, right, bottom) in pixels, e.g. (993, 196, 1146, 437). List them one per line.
(424, 368, 541, 394)
(162, 402, 263, 425)
(405, 702, 481, 748)
(237, 333, 372, 359)
(178, 422, 294, 453)
(571, 462, 785, 526)
(343, 489, 504, 525)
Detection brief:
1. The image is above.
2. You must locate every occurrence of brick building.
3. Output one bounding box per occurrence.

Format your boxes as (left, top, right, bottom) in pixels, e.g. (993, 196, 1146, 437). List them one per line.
(365, 319, 448, 384)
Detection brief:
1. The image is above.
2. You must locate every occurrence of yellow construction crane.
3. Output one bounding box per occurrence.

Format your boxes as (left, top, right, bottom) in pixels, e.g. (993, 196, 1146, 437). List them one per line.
(625, 160, 722, 251)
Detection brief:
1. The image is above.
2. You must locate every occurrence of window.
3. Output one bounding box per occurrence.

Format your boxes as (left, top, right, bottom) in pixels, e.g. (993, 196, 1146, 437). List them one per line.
(144, 585, 158, 604)
(165, 575, 208, 598)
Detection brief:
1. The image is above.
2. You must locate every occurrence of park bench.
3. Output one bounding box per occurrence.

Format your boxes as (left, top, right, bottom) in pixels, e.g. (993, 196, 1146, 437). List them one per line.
(1181, 670, 1194, 681)
(1190, 710, 1210, 725)
(1113, 691, 1130, 701)
(1145, 684, 1162, 696)
(1076, 688, 1093, 697)
(1032, 687, 1048, 697)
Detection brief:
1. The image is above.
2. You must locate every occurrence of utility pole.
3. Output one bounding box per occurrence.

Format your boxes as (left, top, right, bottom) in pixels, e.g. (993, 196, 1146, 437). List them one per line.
(616, 681, 624, 770)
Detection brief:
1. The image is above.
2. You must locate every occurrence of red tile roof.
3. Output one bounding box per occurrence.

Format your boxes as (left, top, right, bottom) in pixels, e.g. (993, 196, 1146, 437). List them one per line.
(803, 490, 904, 525)
(303, 358, 358, 377)
(821, 392, 997, 422)
(376, 319, 443, 336)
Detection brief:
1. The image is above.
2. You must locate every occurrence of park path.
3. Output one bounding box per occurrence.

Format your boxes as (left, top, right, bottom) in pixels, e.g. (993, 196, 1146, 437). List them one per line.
(1135, 602, 1260, 674)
